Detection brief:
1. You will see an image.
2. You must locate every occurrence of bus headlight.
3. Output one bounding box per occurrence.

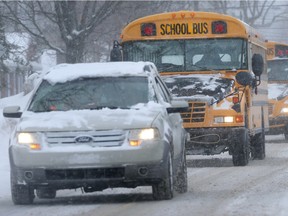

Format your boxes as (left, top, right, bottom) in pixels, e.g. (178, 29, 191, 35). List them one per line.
(128, 128, 160, 146)
(214, 116, 234, 123)
(281, 107, 288, 113)
(17, 132, 41, 150)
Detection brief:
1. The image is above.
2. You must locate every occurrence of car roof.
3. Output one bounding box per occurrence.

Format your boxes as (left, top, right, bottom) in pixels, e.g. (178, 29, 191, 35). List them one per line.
(43, 61, 158, 84)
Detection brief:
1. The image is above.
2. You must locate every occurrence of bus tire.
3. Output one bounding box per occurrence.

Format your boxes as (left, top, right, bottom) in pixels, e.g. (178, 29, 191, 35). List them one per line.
(285, 133, 288, 140)
(232, 129, 250, 166)
(284, 128, 288, 140)
(251, 132, 265, 160)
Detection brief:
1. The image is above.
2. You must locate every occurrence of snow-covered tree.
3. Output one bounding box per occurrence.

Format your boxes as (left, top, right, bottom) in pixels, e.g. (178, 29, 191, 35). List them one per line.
(2, 1, 121, 63)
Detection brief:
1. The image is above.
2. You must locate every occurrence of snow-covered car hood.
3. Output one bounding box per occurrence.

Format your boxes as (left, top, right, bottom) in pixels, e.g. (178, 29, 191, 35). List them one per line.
(268, 83, 288, 100)
(162, 74, 234, 103)
(17, 103, 164, 132)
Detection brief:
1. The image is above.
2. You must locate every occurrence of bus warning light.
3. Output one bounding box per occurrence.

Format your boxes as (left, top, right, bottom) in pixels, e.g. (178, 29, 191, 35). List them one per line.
(232, 96, 239, 104)
(141, 23, 156, 36)
(212, 21, 227, 34)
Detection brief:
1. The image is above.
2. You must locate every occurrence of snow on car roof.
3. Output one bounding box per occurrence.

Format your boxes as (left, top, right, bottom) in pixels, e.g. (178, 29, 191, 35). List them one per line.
(43, 61, 157, 84)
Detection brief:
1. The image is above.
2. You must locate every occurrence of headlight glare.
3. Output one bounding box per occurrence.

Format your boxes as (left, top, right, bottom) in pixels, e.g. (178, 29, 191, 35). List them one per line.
(214, 116, 234, 123)
(17, 133, 41, 150)
(139, 128, 155, 140)
(281, 107, 288, 113)
(18, 133, 37, 144)
(224, 116, 234, 123)
(129, 128, 159, 146)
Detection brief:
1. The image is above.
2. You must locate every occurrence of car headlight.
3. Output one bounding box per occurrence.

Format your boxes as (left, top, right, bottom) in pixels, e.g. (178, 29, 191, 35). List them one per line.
(17, 132, 41, 150)
(281, 107, 288, 113)
(128, 128, 160, 146)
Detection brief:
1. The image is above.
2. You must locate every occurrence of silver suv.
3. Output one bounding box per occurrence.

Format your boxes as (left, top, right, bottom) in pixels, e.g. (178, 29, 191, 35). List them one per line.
(3, 61, 188, 204)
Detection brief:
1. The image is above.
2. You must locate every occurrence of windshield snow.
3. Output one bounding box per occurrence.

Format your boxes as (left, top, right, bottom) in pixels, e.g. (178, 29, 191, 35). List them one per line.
(162, 75, 234, 100)
(28, 77, 150, 112)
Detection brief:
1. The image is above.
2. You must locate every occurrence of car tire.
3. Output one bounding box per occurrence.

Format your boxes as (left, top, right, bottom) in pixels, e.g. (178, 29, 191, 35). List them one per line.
(36, 188, 57, 199)
(11, 183, 34, 205)
(152, 151, 174, 200)
(232, 128, 250, 166)
(174, 149, 188, 193)
(10, 172, 35, 205)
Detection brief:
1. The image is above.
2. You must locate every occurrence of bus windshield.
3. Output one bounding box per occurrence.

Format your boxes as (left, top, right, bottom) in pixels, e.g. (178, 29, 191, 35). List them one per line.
(123, 38, 248, 72)
(268, 59, 288, 81)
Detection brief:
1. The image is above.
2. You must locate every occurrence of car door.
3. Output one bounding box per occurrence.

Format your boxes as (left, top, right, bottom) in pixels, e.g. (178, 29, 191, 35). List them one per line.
(154, 76, 185, 159)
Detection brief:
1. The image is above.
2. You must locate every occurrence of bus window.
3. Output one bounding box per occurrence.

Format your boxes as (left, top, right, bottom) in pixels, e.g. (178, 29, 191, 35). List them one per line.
(185, 38, 247, 71)
(162, 55, 184, 66)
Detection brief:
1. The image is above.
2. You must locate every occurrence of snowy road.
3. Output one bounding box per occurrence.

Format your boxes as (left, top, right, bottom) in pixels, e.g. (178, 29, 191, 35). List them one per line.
(1, 135, 288, 216)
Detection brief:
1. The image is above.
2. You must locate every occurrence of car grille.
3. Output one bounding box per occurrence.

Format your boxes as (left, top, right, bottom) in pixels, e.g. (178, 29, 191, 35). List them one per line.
(181, 102, 206, 123)
(46, 168, 125, 180)
(45, 130, 126, 147)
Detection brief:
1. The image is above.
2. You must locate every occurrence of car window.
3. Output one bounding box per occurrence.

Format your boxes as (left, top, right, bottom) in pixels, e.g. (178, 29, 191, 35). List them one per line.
(155, 77, 171, 103)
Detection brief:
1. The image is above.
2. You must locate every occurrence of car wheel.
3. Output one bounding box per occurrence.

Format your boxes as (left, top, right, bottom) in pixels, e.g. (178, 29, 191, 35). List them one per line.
(152, 151, 174, 200)
(232, 128, 250, 166)
(174, 149, 188, 193)
(36, 188, 57, 199)
(10, 171, 35, 205)
(11, 176, 35, 205)
(251, 132, 265, 160)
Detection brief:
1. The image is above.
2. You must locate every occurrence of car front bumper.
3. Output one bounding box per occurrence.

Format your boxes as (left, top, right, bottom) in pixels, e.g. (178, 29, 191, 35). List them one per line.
(9, 139, 170, 190)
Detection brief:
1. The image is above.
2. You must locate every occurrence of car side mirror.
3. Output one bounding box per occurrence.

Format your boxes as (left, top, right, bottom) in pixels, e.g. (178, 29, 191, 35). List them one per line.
(235, 72, 254, 87)
(252, 54, 264, 77)
(110, 41, 122, 62)
(3, 106, 22, 118)
(167, 100, 189, 114)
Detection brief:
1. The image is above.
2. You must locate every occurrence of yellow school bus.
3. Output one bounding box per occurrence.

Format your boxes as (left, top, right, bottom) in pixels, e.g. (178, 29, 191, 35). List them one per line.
(266, 41, 288, 139)
(111, 11, 269, 166)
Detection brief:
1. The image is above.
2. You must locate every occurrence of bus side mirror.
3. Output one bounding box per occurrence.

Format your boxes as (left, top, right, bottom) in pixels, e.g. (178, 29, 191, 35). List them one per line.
(235, 72, 254, 86)
(252, 54, 264, 77)
(110, 40, 122, 62)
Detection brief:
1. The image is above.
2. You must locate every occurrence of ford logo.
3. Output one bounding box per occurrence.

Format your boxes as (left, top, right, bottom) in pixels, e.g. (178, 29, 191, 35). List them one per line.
(75, 135, 93, 143)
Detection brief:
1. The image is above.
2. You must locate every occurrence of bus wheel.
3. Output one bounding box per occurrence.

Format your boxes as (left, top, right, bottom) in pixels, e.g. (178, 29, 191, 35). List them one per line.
(284, 130, 288, 140)
(251, 132, 265, 160)
(232, 129, 250, 166)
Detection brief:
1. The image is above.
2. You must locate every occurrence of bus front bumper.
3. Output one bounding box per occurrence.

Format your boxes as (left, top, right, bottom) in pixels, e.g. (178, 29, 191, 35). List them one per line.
(185, 127, 245, 155)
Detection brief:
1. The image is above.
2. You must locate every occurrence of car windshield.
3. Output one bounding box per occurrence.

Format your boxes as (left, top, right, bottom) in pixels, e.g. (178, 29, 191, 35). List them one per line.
(267, 59, 288, 81)
(123, 38, 247, 72)
(28, 77, 150, 112)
